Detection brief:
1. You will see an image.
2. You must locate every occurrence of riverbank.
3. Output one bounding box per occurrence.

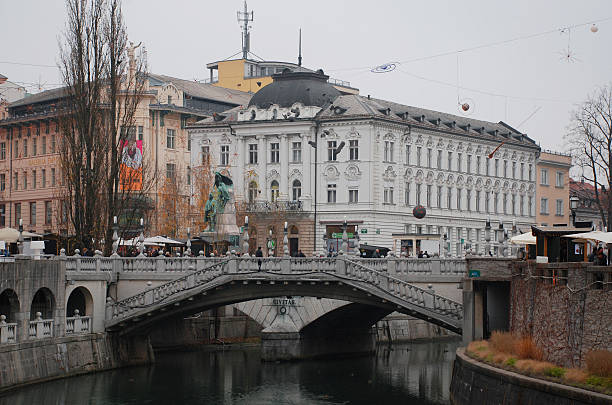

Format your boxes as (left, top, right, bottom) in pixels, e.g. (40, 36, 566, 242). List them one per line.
(450, 348, 612, 405)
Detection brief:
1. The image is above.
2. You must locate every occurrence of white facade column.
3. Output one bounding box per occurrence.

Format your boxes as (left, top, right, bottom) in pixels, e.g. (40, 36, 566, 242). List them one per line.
(258, 136, 267, 201)
(235, 137, 245, 199)
(302, 133, 312, 210)
(280, 134, 289, 200)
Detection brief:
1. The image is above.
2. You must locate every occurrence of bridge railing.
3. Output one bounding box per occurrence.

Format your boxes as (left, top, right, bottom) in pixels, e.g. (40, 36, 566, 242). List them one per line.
(66, 315, 91, 335)
(0, 316, 17, 344)
(28, 313, 53, 339)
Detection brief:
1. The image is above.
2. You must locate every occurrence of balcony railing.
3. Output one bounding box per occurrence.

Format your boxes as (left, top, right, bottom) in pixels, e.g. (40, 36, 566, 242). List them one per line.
(28, 313, 53, 339)
(0, 316, 16, 343)
(240, 200, 303, 213)
(66, 311, 91, 335)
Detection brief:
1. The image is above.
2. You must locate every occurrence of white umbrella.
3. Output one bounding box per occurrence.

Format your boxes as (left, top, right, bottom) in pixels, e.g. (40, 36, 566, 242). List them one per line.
(562, 230, 612, 244)
(0, 227, 42, 243)
(510, 232, 536, 245)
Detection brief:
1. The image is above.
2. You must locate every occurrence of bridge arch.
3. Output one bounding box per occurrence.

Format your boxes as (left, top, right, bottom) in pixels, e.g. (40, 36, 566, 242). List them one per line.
(30, 287, 55, 320)
(66, 286, 94, 318)
(0, 289, 20, 323)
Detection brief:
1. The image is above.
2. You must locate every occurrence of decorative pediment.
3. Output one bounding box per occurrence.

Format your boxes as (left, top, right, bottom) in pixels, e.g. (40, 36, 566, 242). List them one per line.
(456, 175, 465, 188)
(447, 140, 455, 150)
(426, 137, 434, 147)
(323, 165, 340, 180)
(456, 142, 464, 152)
(436, 138, 445, 149)
(519, 153, 526, 162)
(528, 183, 535, 193)
(404, 168, 413, 181)
(266, 169, 280, 181)
(502, 151, 509, 159)
(348, 127, 361, 138)
(494, 180, 501, 190)
(199, 138, 212, 146)
(466, 143, 474, 153)
(446, 174, 454, 185)
(220, 133, 232, 144)
(245, 169, 258, 179)
(485, 179, 492, 190)
(511, 182, 518, 191)
(475, 178, 484, 190)
(415, 169, 424, 184)
(511, 151, 517, 160)
(502, 181, 510, 190)
(383, 166, 397, 181)
(436, 173, 445, 184)
(466, 176, 474, 189)
(383, 132, 396, 141)
(324, 128, 339, 139)
(519, 183, 526, 195)
(415, 135, 424, 145)
(402, 132, 412, 144)
(289, 169, 302, 180)
(476, 145, 483, 154)
(345, 164, 362, 180)
(425, 171, 434, 184)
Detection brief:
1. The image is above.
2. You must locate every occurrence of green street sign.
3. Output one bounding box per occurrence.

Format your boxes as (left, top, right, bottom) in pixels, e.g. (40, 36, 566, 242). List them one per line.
(468, 270, 481, 278)
(331, 233, 354, 239)
(361, 229, 367, 234)
(461, 238, 465, 244)
(376, 229, 381, 234)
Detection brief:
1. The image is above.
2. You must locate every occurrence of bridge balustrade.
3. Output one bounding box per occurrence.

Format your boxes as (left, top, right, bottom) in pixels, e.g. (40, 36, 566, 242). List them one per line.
(28, 312, 53, 339)
(65, 310, 91, 335)
(0, 315, 17, 343)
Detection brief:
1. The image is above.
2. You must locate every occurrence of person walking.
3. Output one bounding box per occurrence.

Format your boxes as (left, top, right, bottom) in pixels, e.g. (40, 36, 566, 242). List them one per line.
(255, 246, 263, 270)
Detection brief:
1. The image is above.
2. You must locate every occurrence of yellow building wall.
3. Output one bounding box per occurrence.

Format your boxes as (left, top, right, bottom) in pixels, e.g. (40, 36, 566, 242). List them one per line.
(213, 59, 273, 93)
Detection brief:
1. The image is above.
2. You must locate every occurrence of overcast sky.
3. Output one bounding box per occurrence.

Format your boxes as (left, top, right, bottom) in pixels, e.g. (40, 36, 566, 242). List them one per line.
(1, 0, 611, 152)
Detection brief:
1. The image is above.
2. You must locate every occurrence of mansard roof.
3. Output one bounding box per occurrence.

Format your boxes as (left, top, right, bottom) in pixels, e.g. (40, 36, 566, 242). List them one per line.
(148, 73, 251, 106)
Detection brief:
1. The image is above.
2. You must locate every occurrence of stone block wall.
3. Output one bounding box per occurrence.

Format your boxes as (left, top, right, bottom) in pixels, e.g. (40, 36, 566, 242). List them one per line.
(510, 262, 612, 368)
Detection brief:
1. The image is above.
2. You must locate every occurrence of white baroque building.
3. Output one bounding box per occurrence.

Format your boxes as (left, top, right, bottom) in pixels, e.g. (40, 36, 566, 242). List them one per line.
(189, 70, 539, 256)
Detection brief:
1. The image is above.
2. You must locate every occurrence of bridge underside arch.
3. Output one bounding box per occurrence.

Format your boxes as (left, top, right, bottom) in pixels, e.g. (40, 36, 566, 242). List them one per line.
(0, 289, 20, 323)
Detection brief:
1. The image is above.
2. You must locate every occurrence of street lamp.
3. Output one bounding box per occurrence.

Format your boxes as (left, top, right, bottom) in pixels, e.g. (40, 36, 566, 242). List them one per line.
(111, 216, 119, 257)
(283, 221, 289, 256)
(570, 196, 580, 226)
(186, 227, 192, 256)
(443, 233, 449, 258)
(243, 215, 249, 256)
(341, 216, 348, 254)
(484, 217, 491, 256)
(18, 218, 23, 254)
(138, 218, 145, 257)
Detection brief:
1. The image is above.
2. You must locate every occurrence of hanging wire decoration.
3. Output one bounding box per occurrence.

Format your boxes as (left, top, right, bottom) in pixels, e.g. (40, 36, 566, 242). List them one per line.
(559, 27, 580, 63)
(371, 62, 398, 73)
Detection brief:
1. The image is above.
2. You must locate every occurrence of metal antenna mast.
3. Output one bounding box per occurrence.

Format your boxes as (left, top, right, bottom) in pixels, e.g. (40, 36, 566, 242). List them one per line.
(298, 28, 302, 66)
(237, 1, 254, 59)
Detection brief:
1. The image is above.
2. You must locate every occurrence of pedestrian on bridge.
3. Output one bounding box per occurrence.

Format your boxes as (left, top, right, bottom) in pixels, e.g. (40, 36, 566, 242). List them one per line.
(255, 246, 263, 270)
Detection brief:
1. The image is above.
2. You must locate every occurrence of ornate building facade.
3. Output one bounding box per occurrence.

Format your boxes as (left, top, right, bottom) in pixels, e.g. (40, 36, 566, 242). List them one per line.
(190, 70, 540, 256)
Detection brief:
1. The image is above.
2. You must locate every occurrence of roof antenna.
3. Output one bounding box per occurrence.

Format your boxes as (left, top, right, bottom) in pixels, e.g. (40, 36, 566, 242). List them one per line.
(237, 1, 254, 59)
(298, 28, 302, 67)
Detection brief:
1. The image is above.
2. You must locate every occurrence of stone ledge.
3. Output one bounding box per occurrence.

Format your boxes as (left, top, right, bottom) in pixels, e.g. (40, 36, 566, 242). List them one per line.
(452, 348, 612, 404)
(0, 333, 106, 354)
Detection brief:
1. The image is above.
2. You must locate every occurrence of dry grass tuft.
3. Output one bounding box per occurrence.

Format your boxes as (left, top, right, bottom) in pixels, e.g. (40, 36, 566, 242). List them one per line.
(515, 336, 543, 361)
(493, 352, 511, 364)
(564, 368, 589, 384)
(585, 350, 612, 377)
(489, 331, 518, 354)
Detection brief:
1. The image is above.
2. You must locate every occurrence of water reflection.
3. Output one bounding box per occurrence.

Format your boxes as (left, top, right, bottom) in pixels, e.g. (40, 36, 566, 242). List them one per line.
(0, 339, 459, 405)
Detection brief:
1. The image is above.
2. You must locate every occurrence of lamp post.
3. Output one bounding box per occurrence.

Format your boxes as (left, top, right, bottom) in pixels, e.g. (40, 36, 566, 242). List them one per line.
(496, 221, 505, 257)
(443, 233, 449, 258)
(283, 221, 289, 256)
(511, 219, 517, 256)
(18, 218, 23, 254)
(267, 228, 274, 257)
(353, 224, 361, 256)
(570, 196, 579, 227)
(111, 216, 119, 257)
(138, 218, 145, 257)
(341, 216, 349, 254)
(186, 227, 192, 256)
(243, 215, 249, 256)
(484, 217, 491, 256)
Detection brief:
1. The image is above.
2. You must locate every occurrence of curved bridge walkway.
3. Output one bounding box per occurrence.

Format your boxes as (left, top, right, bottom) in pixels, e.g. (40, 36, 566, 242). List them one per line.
(105, 257, 463, 334)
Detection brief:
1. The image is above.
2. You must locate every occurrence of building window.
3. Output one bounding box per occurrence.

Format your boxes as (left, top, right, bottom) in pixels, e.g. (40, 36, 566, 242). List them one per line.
(427, 148, 432, 168)
(45, 201, 52, 225)
(556, 199, 563, 216)
(220, 145, 229, 166)
(51, 135, 56, 153)
(417, 147, 422, 166)
(349, 140, 359, 160)
(327, 184, 337, 203)
(292, 142, 302, 162)
(0, 204, 5, 227)
(201, 146, 210, 165)
(529, 164, 533, 181)
(327, 140, 337, 161)
(512, 161, 516, 179)
(166, 129, 175, 149)
(245, 181, 257, 204)
(15, 203, 21, 225)
(292, 180, 301, 201)
(447, 186, 452, 209)
(476, 190, 481, 212)
(349, 189, 359, 204)
(457, 188, 462, 210)
(457, 153, 462, 172)
(42, 169, 46, 188)
(503, 193, 508, 214)
(436, 150, 442, 169)
(503, 160, 508, 177)
(0, 142, 5, 160)
(51, 168, 56, 186)
(520, 195, 524, 216)
(512, 194, 517, 215)
(45, 122, 50, 134)
(384, 187, 394, 204)
(186, 166, 191, 185)
(437, 185, 442, 208)
(384, 141, 394, 162)
(540, 169, 549, 185)
(13, 172, 18, 190)
(476, 155, 481, 174)
(494, 192, 499, 213)
(249, 144, 259, 164)
(405, 183, 411, 205)
(485, 192, 490, 213)
(32, 138, 37, 156)
(23, 139, 28, 157)
(160, 112, 165, 127)
(466, 189, 471, 211)
(269, 143, 279, 164)
(485, 158, 490, 176)
(405, 145, 410, 165)
(138, 126, 143, 141)
(495, 159, 499, 177)
(270, 180, 279, 202)
(447, 151, 452, 171)
(529, 196, 533, 216)
(23, 172, 27, 189)
(520, 162, 524, 180)
(42, 137, 47, 154)
(0, 174, 4, 191)
(556, 172, 564, 188)
(416, 183, 422, 205)
(426, 185, 432, 207)
(32, 170, 36, 189)
(540, 198, 549, 214)
(30, 202, 36, 226)
(166, 163, 176, 180)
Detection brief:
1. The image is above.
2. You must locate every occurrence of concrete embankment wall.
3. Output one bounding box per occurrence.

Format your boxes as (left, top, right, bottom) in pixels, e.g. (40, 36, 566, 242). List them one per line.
(0, 333, 153, 393)
(450, 348, 611, 405)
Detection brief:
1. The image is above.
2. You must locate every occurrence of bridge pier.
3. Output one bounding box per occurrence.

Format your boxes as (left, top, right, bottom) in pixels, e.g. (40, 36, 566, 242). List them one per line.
(108, 333, 155, 366)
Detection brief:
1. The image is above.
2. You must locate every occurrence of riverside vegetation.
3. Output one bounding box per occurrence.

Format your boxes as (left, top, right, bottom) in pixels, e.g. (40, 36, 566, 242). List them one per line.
(466, 331, 612, 395)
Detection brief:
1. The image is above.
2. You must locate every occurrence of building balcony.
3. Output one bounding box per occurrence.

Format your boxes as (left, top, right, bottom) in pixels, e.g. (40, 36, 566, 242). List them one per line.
(239, 200, 303, 213)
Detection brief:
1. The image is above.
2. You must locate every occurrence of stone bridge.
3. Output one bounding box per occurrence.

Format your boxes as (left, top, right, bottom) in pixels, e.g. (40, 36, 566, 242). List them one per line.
(1, 255, 465, 359)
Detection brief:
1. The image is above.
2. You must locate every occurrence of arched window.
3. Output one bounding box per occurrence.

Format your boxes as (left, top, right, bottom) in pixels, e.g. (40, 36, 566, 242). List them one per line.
(271, 180, 279, 202)
(292, 180, 301, 201)
(248, 181, 258, 203)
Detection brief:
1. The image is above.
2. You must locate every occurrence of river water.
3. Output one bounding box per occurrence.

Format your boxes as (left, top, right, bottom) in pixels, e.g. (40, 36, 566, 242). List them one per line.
(0, 339, 460, 405)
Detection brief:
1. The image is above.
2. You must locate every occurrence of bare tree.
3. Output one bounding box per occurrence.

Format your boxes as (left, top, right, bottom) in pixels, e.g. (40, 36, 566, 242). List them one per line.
(568, 84, 612, 229)
(59, 0, 150, 252)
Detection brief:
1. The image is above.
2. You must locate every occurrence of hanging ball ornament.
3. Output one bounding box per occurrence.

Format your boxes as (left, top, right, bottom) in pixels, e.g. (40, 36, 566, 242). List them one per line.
(591, 24, 599, 33)
(413, 205, 427, 219)
(461, 102, 470, 111)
